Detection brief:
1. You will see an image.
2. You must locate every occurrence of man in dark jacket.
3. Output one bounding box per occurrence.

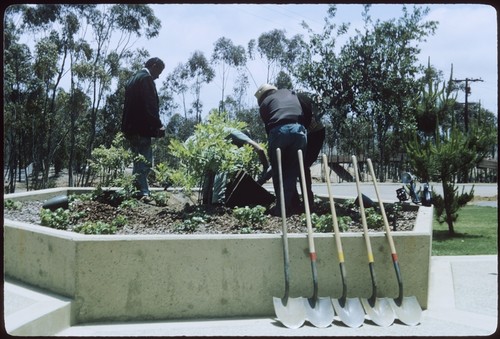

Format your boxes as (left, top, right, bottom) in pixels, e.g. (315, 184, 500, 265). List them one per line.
(122, 57, 165, 200)
(255, 84, 311, 215)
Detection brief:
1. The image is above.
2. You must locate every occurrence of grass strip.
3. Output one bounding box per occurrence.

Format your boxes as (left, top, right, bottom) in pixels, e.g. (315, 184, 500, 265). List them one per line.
(432, 205, 498, 256)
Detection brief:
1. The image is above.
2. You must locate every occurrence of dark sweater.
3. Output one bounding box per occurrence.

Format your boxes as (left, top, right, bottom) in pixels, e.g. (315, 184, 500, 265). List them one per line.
(259, 89, 311, 134)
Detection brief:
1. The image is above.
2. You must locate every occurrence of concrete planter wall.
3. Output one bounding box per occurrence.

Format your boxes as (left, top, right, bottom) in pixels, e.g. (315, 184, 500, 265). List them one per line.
(4, 188, 433, 325)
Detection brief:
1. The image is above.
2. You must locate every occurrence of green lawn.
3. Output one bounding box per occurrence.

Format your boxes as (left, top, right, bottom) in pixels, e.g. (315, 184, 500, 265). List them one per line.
(432, 205, 498, 256)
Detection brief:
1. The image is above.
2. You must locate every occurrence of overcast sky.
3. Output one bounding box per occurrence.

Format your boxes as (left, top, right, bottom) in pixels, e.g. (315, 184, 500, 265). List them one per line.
(134, 4, 497, 117)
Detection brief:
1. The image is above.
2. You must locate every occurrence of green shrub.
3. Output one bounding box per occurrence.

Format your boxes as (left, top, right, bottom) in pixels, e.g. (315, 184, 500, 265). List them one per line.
(4, 199, 22, 210)
(111, 215, 128, 228)
(168, 111, 262, 191)
(40, 208, 72, 230)
(233, 205, 267, 229)
(301, 213, 334, 233)
(151, 191, 169, 207)
(365, 207, 384, 229)
(174, 216, 205, 233)
(337, 215, 352, 232)
(88, 133, 136, 187)
(73, 221, 117, 235)
(118, 199, 139, 209)
(39, 207, 86, 230)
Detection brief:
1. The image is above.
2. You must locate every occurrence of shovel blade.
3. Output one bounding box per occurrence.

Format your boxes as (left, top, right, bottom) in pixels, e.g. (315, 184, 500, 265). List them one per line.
(332, 297, 365, 328)
(304, 297, 335, 328)
(273, 297, 306, 329)
(389, 296, 422, 326)
(361, 297, 395, 327)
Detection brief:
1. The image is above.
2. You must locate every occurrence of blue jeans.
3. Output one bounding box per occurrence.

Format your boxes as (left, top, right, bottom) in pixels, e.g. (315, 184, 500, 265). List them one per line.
(128, 135, 152, 196)
(268, 123, 307, 215)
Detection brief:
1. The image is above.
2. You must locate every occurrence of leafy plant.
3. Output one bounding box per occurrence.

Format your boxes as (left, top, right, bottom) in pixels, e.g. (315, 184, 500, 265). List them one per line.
(233, 205, 267, 229)
(168, 111, 262, 192)
(73, 221, 117, 235)
(337, 215, 352, 232)
(174, 216, 205, 233)
(365, 207, 383, 229)
(88, 133, 137, 187)
(118, 199, 139, 210)
(239, 227, 253, 234)
(111, 215, 128, 228)
(151, 191, 169, 207)
(93, 175, 139, 207)
(152, 162, 172, 188)
(4, 199, 22, 210)
(301, 213, 334, 233)
(40, 208, 72, 230)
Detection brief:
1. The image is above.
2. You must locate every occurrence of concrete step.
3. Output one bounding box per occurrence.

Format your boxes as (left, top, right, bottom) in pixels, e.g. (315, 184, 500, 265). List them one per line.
(3, 278, 72, 336)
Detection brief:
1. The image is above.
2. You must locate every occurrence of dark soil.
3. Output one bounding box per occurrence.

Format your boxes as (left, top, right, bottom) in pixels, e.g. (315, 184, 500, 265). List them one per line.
(4, 190, 417, 235)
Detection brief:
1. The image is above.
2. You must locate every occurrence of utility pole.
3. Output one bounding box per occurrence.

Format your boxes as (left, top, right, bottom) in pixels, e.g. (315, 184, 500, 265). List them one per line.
(452, 78, 483, 132)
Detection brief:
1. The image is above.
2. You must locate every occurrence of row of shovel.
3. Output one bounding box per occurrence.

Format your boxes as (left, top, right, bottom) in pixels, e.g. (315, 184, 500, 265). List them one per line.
(273, 150, 422, 329)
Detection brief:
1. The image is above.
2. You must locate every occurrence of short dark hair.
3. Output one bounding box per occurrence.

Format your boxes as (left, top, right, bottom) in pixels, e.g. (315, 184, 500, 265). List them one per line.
(145, 57, 165, 69)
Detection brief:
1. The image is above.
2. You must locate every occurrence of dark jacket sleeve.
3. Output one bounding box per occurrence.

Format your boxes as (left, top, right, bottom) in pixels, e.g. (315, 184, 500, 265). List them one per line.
(139, 76, 162, 132)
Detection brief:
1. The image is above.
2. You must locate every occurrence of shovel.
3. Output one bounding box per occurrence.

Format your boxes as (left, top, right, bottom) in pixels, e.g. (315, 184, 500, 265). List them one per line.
(352, 155, 395, 327)
(298, 149, 335, 328)
(272, 148, 306, 329)
(366, 159, 422, 326)
(322, 154, 365, 328)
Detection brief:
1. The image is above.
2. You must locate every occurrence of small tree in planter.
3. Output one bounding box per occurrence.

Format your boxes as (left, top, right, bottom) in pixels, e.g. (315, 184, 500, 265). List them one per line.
(167, 110, 264, 203)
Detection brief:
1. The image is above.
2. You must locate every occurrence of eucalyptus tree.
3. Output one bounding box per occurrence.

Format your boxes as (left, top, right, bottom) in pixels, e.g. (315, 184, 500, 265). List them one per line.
(211, 37, 247, 114)
(7, 5, 85, 188)
(186, 50, 215, 122)
(233, 73, 250, 111)
(3, 7, 34, 192)
(7, 4, 161, 189)
(160, 63, 187, 117)
(72, 4, 161, 185)
(256, 29, 288, 83)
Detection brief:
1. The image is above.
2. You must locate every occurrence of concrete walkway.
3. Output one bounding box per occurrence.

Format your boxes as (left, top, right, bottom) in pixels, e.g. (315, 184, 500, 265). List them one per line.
(4, 255, 497, 337)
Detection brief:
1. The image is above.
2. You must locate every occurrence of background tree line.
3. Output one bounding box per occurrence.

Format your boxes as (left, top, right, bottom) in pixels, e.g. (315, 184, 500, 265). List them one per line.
(3, 4, 497, 194)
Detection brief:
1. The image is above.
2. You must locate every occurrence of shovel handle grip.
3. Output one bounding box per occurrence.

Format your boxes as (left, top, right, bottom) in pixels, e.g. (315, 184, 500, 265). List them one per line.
(298, 150, 315, 254)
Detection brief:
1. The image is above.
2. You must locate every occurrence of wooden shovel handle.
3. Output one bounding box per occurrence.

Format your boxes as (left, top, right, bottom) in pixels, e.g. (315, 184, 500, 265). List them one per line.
(298, 150, 315, 255)
(352, 155, 374, 263)
(366, 159, 397, 256)
(322, 154, 345, 263)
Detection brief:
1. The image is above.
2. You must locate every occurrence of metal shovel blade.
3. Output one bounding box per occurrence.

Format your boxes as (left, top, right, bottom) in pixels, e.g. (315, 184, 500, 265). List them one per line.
(389, 296, 422, 326)
(273, 297, 306, 329)
(304, 297, 335, 328)
(332, 297, 365, 328)
(361, 297, 395, 327)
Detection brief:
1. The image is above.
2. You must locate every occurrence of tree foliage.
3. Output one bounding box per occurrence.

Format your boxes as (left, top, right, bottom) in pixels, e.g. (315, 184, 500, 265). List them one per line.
(406, 64, 497, 234)
(3, 4, 496, 196)
(167, 111, 262, 193)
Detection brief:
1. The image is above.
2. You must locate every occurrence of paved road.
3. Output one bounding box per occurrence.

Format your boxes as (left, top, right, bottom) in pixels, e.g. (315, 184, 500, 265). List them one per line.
(263, 182, 497, 206)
